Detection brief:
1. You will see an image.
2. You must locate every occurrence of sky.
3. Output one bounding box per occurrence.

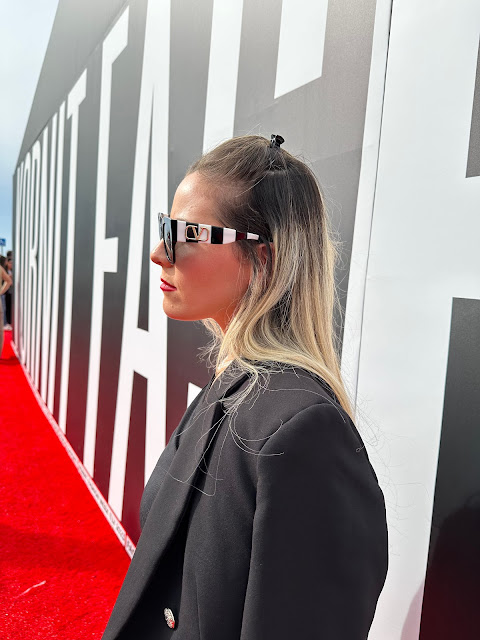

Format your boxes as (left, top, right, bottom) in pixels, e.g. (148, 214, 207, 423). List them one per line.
(0, 0, 59, 255)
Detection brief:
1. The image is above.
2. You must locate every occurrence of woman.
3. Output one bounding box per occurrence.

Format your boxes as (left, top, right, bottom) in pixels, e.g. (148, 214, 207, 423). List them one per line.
(0, 258, 12, 356)
(102, 134, 388, 639)
(0, 256, 7, 324)
(4, 252, 13, 331)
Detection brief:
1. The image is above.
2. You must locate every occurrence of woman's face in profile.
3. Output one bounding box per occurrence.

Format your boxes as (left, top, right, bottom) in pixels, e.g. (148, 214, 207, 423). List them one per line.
(150, 171, 253, 331)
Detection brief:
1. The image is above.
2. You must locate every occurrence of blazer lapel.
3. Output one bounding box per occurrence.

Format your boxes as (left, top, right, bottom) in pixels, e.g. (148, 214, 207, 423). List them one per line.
(103, 367, 249, 639)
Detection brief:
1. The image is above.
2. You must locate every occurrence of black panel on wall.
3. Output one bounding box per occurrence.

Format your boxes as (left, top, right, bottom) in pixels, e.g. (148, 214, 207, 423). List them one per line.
(53, 117, 71, 423)
(466, 38, 480, 178)
(94, 0, 149, 498)
(165, 0, 216, 441)
(65, 48, 101, 458)
(420, 298, 480, 639)
(137, 127, 151, 333)
(122, 371, 147, 544)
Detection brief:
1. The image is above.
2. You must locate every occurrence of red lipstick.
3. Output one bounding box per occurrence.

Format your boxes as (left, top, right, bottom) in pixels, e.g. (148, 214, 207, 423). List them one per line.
(160, 278, 176, 292)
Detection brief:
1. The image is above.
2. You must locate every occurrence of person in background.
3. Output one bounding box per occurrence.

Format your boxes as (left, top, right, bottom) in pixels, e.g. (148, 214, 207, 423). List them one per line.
(4, 251, 13, 331)
(0, 257, 8, 330)
(0, 260, 12, 355)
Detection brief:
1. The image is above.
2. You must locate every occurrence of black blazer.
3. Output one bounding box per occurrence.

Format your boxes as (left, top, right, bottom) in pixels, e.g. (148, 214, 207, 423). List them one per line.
(102, 364, 388, 639)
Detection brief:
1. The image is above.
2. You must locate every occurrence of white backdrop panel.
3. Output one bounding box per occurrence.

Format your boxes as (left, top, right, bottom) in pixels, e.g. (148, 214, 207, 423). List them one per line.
(361, 1, 480, 638)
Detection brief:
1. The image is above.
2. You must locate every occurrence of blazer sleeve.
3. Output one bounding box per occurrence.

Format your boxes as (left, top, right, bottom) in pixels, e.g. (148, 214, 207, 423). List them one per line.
(239, 402, 388, 640)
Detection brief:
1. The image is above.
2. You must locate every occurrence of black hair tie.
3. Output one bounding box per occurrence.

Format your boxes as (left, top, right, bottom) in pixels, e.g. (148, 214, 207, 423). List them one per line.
(269, 134, 284, 148)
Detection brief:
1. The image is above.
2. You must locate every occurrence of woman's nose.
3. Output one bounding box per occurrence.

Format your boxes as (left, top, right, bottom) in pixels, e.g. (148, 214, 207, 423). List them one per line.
(150, 240, 171, 266)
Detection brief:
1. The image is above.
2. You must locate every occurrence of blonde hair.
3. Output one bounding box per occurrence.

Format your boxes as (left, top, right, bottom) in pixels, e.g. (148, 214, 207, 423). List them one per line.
(187, 135, 355, 423)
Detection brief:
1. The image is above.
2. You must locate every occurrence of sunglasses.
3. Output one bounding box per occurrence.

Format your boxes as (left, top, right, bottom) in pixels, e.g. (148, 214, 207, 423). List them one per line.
(157, 212, 271, 264)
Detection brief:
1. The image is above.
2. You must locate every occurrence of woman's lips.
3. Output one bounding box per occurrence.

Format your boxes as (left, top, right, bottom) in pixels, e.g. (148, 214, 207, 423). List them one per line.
(160, 278, 176, 291)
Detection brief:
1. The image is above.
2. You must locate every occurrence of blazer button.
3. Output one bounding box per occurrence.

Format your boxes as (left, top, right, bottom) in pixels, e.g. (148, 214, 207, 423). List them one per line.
(164, 607, 175, 629)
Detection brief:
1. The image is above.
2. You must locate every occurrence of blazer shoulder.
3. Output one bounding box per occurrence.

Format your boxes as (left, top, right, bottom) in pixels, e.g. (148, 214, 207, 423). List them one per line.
(256, 398, 382, 492)
(222, 364, 348, 449)
(258, 400, 361, 458)
(230, 363, 340, 418)
(225, 365, 381, 481)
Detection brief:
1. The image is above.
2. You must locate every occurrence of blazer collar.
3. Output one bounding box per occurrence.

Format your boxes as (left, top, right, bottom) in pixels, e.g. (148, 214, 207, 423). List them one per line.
(102, 366, 249, 639)
(204, 362, 250, 402)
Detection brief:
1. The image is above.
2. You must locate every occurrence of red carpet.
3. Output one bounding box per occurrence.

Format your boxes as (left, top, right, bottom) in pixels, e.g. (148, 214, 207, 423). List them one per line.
(0, 333, 130, 639)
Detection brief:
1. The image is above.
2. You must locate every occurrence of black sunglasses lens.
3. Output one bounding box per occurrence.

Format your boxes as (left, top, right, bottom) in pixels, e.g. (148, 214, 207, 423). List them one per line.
(163, 217, 174, 264)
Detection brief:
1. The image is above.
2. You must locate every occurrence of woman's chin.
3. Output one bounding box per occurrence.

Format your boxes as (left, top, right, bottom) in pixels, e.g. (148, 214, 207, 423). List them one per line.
(162, 303, 197, 323)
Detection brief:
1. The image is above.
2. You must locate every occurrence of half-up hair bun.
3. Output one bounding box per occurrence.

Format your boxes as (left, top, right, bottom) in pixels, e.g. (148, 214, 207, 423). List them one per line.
(269, 133, 285, 148)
